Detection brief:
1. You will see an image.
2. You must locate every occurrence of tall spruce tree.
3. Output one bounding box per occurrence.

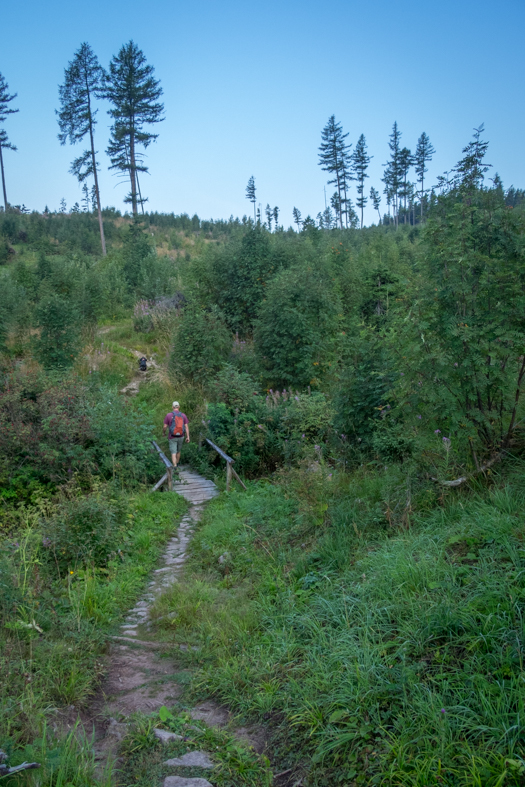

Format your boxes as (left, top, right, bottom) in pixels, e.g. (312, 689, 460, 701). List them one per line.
(370, 187, 381, 224)
(57, 43, 107, 254)
(318, 115, 352, 229)
(352, 133, 372, 228)
(292, 207, 302, 231)
(0, 72, 18, 212)
(414, 132, 435, 221)
(245, 176, 256, 222)
(103, 41, 164, 215)
(453, 124, 490, 190)
(382, 122, 402, 228)
(398, 147, 413, 223)
(272, 206, 279, 229)
(265, 203, 272, 231)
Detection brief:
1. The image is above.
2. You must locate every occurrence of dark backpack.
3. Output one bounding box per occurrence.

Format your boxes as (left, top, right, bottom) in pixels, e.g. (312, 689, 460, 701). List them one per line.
(169, 412, 185, 438)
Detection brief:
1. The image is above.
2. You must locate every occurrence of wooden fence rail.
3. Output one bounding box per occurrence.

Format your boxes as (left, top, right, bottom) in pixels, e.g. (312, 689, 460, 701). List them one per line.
(151, 440, 173, 491)
(205, 438, 247, 492)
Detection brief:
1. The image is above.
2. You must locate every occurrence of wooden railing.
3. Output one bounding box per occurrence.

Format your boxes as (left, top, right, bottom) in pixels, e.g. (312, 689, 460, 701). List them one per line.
(205, 438, 247, 491)
(151, 440, 173, 491)
(151, 437, 247, 493)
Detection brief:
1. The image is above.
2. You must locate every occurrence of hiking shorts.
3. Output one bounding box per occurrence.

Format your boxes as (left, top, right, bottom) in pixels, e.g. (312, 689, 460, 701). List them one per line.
(169, 437, 184, 455)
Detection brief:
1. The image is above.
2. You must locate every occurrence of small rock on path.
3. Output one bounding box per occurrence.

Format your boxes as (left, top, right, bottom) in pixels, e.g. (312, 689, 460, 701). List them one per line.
(164, 778, 214, 787)
(164, 751, 214, 768)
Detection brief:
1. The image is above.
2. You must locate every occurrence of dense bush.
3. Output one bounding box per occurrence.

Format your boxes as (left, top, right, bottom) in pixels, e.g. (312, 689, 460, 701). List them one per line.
(254, 262, 341, 388)
(35, 292, 81, 370)
(204, 366, 337, 474)
(0, 369, 159, 509)
(43, 492, 126, 572)
(170, 303, 232, 384)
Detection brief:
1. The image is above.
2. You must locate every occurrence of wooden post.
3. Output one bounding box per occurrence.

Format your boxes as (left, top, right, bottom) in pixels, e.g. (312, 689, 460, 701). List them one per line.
(230, 465, 247, 491)
(167, 466, 173, 492)
(226, 461, 232, 492)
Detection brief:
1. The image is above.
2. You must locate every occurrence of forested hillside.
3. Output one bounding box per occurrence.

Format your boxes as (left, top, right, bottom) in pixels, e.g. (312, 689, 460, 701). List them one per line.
(1, 127, 525, 787)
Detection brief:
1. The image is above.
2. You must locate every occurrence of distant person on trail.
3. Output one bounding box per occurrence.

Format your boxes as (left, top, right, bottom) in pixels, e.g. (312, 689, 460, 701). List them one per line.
(138, 356, 147, 371)
(163, 401, 190, 469)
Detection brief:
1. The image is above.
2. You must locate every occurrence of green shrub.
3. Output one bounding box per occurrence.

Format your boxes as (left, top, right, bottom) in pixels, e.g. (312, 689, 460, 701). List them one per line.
(43, 493, 126, 572)
(35, 292, 81, 370)
(254, 263, 341, 388)
(170, 304, 231, 385)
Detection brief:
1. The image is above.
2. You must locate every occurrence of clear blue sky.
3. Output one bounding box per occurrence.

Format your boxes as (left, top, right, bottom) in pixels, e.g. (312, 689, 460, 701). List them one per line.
(2, 0, 524, 226)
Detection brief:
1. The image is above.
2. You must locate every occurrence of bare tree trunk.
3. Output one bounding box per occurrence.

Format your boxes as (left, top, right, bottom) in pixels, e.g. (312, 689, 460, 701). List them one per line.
(130, 126, 137, 215)
(136, 171, 145, 215)
(87, 102, 106, 256)
(0, 144, 8, 211)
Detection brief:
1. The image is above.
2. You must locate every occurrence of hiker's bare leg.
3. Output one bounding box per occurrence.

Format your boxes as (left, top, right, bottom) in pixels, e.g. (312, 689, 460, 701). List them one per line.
(171, 453, 177, 467)
(176, 451, 181, 466)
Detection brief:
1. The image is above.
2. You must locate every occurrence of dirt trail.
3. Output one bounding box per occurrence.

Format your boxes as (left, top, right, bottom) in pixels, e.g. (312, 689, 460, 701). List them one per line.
(91, 470, 215, 755)
(120, 350, 161, 396)
(89, 470, 265, 786)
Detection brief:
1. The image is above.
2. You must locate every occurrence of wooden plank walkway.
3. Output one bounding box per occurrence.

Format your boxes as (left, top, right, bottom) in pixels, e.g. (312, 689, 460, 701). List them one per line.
(172, 466, 219, 505)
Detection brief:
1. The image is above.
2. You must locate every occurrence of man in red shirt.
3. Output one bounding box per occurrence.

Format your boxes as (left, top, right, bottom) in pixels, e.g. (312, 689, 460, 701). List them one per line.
(163, 401, 190, 468)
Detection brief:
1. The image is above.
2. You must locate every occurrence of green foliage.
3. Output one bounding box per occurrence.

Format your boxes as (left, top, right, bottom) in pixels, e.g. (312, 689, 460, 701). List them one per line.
(255, 263, 341, 388)
(118, 707, 272, 787)
(35, 292, 81, 369)
(0, 725, 112, 787)
(392, 185, 525, 465)
(104, 41, 164, 214)
(211, 364, 259, 410)
(209, 227, 275, 334)
(43, 491, 126, 572)
(0, 233, 10, 264)
(0, 491, 186, 749)
(170, 304, 231, 385)
(87, 384, 160, 481)
(334, 332, 395, 446)
(205, 374, 335, 474)
(0, 369, 91, 500)
(153, 464, 525, 786)
(0, 369, 160, 506)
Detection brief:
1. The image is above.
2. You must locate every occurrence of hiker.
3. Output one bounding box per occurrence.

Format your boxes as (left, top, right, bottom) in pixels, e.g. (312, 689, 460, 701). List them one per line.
(163, 401, 190, 469)
(138, 356, 147, 371)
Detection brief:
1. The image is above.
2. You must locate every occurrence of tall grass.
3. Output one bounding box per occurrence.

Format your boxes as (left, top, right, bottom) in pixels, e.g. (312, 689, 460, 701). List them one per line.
(0, 491, 187, 749)
(153, 463, 525, 785)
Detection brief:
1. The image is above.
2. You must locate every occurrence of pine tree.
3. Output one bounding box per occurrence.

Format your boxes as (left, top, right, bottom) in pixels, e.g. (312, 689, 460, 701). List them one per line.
(414, 132, 435, 221)
(318, 115, 352, 229)
(319, 206, 335, 229)
(57, 43, 107, 254)
(352, 133, 372, 228)
(453, 124, 490, 190)
(265, 203, 272, 231)
(0, 72, 18, 212)
(81, 183, 90, 212)
(369, 187, 381, 224)
(292, 207, 302, 232)
(272, 206, 279, 229)
(382, 122, 402, 228)
(103, 41, 164, 215)
(398, 147, 413, 223)
(330, 192, 341, 226)
(245, 176, 256, 222)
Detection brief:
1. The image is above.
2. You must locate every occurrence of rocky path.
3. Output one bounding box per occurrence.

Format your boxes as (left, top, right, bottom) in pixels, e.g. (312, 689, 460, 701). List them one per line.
(94, 468, 235, 786)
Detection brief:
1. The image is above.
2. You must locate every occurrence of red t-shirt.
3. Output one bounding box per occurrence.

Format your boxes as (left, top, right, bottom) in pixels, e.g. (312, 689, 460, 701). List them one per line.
(164, 411, 189, 437)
